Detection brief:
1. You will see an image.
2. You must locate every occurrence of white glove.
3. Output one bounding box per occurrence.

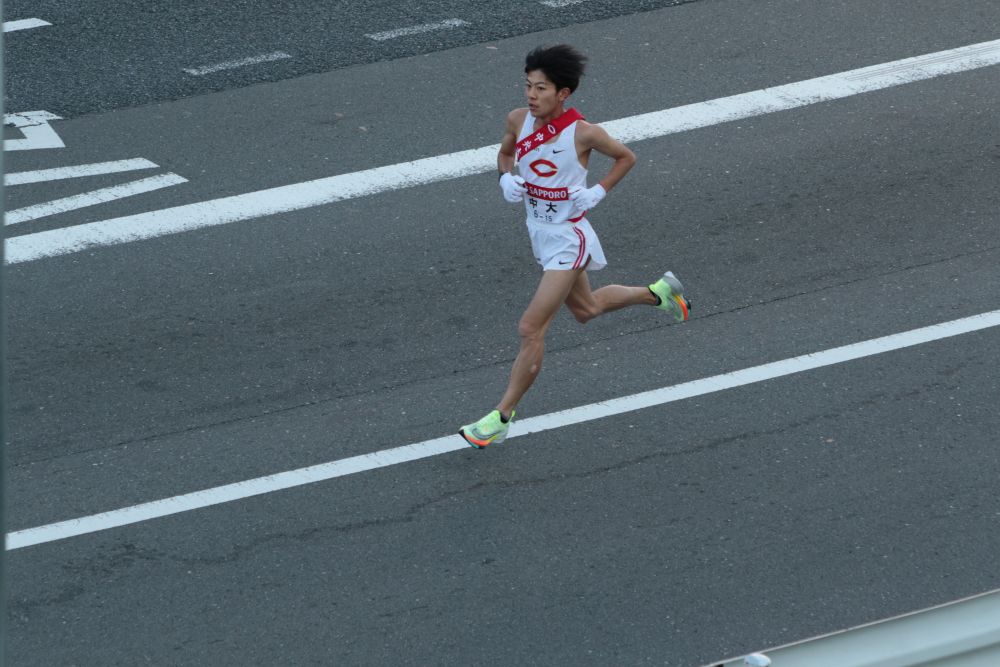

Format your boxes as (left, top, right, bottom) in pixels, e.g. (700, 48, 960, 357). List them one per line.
(568, 184, 606, 215)
(499, 173, 527, 203)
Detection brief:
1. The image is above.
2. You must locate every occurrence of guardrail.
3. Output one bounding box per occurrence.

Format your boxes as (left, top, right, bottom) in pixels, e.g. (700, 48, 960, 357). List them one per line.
(707, 588, 1000, 667)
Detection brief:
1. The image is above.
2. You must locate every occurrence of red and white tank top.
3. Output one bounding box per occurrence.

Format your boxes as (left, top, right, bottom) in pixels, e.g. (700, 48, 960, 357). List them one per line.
(515, 110, 588, 225)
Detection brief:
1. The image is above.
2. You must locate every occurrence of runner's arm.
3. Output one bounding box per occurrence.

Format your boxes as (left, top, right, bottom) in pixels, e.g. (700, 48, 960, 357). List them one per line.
(579, 123, 636, 192)
(498, 109, 523, 175)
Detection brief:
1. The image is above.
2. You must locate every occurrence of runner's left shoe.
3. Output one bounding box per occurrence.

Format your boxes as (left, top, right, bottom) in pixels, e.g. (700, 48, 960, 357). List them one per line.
(459, 410, 514, 449)
(649, 270, 691, 322)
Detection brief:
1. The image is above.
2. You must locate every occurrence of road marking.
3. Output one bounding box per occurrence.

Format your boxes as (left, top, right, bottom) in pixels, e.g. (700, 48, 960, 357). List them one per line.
(3, 110, 64, 151)
(183, 51, 291, 76)
(540, 0, 588, 7)
(5, 38, 1000, 263)
(5, 173, 188, 226)
(365, 18, 469, 41)
(6, 309, 1000, 551)
(5, 158, 159, 186)
(2, 18, 51, 33)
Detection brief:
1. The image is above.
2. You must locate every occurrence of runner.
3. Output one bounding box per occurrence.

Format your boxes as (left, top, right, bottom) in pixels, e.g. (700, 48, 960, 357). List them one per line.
(460, 44, 691, 449)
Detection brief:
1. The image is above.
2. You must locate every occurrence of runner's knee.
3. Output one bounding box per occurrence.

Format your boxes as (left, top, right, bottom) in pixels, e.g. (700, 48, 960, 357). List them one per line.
(565, 295, 600, 323)
(518, 316, 546, 341)
(570, 303, 599, 324)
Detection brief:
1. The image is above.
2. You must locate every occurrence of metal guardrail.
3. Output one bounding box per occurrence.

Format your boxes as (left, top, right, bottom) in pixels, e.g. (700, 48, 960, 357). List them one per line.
(706, 588, 1000, 667)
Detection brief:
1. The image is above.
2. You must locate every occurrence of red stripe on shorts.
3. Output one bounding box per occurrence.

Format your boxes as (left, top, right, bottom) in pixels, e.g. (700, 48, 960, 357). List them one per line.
(572, 227, 587, 269)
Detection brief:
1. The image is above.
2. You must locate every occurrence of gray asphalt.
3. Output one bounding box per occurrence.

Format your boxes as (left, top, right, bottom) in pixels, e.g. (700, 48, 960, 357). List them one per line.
(5, 0, 1000, 664)
(5, 0, 697, 118)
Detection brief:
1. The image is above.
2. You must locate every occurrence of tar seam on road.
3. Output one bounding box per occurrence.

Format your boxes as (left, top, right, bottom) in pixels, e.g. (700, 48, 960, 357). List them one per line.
(6, 309, 1000, 551)
(5, 38, 1000, 264)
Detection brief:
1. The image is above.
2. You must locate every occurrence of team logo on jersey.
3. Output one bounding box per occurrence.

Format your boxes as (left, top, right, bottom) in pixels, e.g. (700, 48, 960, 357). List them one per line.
(529, 159, 558, 178)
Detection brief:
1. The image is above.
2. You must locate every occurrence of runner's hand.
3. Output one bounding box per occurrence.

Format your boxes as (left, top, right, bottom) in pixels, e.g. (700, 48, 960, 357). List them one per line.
(499, 173, 527, 203)
(568, 184, 606, 214)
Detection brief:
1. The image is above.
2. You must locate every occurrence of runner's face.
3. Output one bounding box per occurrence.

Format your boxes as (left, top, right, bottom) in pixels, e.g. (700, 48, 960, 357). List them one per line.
(525, 70, 569, 117)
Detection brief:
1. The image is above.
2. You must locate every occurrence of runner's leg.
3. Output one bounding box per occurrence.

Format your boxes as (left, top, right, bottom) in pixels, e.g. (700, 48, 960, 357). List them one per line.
(564, 270, 657, 324)
(496, 269, 582, 416)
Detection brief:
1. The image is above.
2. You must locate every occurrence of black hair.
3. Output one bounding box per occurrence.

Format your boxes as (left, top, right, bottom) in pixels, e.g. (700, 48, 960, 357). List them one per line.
(524, 44, 587, 93)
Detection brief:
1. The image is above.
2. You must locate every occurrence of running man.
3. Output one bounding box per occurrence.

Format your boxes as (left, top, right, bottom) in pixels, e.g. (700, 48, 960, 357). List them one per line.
(459, 44, 690, 448)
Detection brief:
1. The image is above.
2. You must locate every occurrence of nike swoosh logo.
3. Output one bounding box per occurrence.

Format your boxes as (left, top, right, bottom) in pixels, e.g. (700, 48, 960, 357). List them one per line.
(552, 149, 566, 154)
(558, 260, 573, 265)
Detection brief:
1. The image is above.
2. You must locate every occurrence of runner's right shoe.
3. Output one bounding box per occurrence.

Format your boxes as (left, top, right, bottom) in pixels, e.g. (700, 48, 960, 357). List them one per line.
(649, 271, 691, 322)
(459, 409, 514, 449)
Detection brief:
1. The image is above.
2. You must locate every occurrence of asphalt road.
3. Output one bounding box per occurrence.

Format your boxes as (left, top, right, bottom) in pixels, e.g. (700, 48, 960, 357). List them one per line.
(5, 0, 1000, 664)
(5, 0, 696, 117)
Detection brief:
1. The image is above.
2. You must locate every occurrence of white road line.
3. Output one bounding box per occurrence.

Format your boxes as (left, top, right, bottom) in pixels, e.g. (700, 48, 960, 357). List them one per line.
(4, 173, 188, 226)
(5, 38, 1000, 264)
(540, 0, 588, 7)
(5, 159, 159, 186)
(2, 18, 51, 33)
(183, 51, 291, 76)
(365, 19, 469, 41)
(6, 309, 1000, 551)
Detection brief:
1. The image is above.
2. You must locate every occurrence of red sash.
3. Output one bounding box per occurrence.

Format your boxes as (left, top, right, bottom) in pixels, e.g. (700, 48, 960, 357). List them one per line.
(514, 108, 584, 160)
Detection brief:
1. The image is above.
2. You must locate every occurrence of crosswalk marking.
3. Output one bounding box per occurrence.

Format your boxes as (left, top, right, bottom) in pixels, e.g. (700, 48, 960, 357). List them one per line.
(5, 174, 189, 225)
(5, 159, 159, 186)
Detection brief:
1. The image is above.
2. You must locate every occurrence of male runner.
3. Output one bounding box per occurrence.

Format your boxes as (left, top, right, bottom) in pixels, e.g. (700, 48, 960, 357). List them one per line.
(459, 44, 690, 448)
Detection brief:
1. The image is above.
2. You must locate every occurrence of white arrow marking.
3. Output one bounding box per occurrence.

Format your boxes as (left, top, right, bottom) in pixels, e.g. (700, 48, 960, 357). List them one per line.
(4, 110, 65, 151)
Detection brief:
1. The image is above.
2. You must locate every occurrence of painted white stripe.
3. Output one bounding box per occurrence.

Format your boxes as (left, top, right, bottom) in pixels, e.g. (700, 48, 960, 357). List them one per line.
(183, 51, 291, 76)
(5, 159, 159, 186)
(365, 19, 469, 41)
(7, 309, 1000, 551)
(5, 38, 1000, 264)
(540, 0, 587, 7)
(2, 18, 51, 33)
(5, 173, 188, 226)
(598, 40, 1000, 145)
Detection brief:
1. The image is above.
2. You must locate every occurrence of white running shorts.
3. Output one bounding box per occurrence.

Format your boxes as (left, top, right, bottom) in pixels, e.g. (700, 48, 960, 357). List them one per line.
(526, 218, 607, 271)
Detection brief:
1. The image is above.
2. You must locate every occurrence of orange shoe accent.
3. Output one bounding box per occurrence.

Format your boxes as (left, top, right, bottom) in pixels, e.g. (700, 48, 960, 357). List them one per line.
(460, 431, 493, 448)
(673, 294, 690, 321)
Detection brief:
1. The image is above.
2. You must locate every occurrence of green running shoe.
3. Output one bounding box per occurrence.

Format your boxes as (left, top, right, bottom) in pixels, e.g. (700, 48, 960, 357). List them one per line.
(459, 409, 514, 449)
(649, 271, 691, 322)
